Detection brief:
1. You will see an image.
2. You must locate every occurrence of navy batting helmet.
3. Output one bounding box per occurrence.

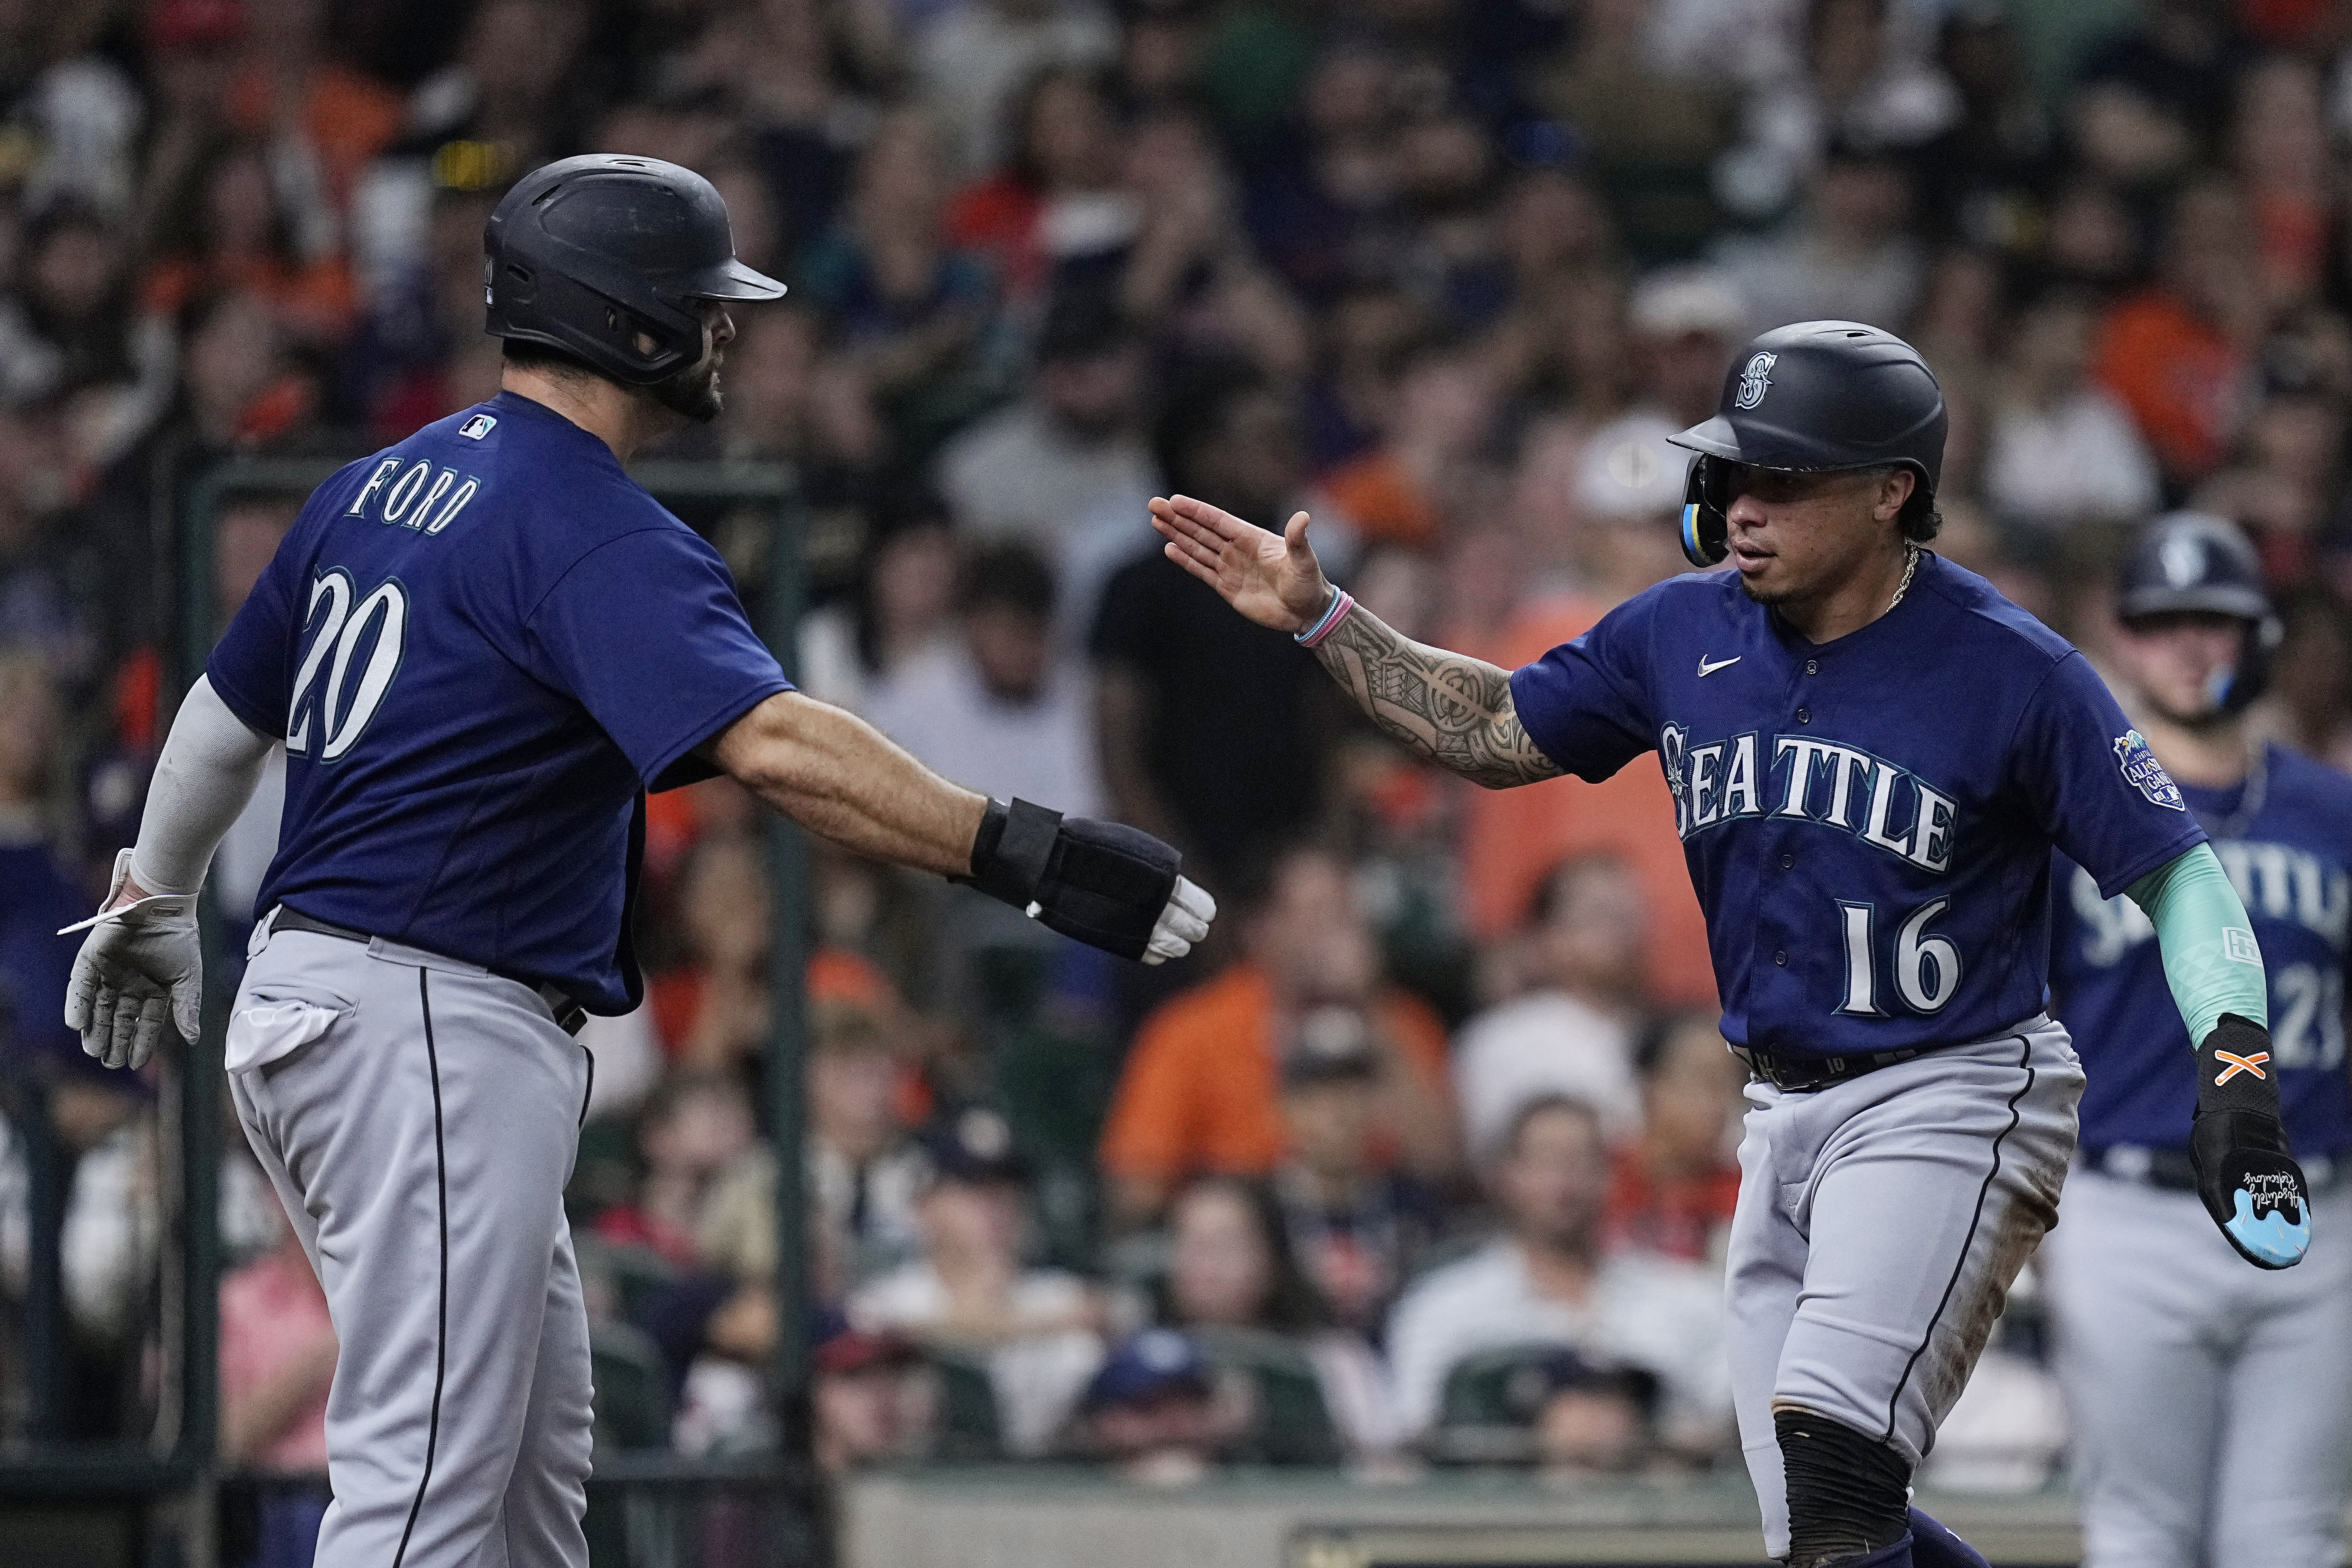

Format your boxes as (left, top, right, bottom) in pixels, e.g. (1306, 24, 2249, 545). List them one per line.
(1666, 320, 1947, 568)
(2115, 511, 2282, 714)
(484, 154, 785, 387)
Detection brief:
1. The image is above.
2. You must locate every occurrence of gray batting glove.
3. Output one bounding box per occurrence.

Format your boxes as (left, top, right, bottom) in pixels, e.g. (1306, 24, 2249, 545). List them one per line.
(1144, 875, 1216, 966)
(60, 849, 202, 1070)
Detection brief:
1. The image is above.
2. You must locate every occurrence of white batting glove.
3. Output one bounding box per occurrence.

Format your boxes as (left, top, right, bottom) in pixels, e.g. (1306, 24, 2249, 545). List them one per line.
(60, 849, 203, 1071)
(1143, 875, 1216, 966)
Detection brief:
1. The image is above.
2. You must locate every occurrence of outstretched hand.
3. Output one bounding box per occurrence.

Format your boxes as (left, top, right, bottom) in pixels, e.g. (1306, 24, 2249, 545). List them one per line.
(1148, 495, 1331, 634)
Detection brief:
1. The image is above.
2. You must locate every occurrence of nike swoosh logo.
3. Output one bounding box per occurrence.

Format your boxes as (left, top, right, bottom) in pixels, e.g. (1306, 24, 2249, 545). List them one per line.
(1697, 655, 1741, 677)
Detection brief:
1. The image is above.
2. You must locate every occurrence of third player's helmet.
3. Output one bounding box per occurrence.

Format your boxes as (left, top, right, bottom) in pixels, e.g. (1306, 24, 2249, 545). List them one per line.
(484, 154, 786, 387)
(1666, 320, 1947, 568)
(2115, 511, 2283, 714)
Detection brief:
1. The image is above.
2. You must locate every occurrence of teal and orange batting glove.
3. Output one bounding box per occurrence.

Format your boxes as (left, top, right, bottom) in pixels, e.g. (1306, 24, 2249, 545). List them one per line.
(2191, 1014, 2311, 1269)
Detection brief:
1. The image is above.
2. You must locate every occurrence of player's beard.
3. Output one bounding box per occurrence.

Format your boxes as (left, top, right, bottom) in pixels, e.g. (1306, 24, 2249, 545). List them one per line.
(650, 350, 724, 423)
(2148, 691, 2237, 733)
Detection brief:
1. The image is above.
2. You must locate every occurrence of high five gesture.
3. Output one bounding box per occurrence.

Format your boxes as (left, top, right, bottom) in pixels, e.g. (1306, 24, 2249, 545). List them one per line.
(1147, 495, 1563, 789)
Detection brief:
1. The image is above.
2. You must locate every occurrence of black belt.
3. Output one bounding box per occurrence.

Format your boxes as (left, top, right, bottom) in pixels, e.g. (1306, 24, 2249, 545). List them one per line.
(272, 906, 588, 1036)
(1731, 1042, 1925, 1091)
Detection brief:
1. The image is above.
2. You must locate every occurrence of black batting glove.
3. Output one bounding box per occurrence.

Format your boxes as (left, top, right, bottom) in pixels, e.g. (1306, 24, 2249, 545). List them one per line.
(962, 798, 1214, 964)
(2190, 1014, 2311, 1269)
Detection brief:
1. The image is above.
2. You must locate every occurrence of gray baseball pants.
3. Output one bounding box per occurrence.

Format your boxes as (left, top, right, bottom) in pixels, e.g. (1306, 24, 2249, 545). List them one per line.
(226, 921, 594, 1567)
(2045, 1166, 2352, 1568)
(1727, 1016, 2084, 1560)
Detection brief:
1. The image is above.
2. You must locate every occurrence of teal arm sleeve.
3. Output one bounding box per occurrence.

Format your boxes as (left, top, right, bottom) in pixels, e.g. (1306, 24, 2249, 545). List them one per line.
(2125, 842, 2268, 1044)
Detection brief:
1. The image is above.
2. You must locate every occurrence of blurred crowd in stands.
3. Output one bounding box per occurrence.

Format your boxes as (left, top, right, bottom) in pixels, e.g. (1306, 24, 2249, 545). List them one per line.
(7, 0, 2352, 1531)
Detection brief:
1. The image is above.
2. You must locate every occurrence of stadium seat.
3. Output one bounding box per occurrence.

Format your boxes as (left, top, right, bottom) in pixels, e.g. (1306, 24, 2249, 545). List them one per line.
(1426, 1342, 1573, 1465)
(1191, 1326, 1344, 1466)
(923, 1343, 1005, 1462)
(589, 1320, 675, 1453)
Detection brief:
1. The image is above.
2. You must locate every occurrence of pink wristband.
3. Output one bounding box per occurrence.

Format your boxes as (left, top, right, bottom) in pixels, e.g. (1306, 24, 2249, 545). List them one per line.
(1295, 588, 1356, 648)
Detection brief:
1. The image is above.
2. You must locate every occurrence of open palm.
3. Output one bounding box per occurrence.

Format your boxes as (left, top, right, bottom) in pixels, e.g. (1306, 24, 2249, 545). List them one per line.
(1147, 495, 1331, 633)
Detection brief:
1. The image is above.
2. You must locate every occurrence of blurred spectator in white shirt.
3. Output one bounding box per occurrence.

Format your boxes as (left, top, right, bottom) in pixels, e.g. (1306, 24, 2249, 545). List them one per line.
(1714, 142, 1925, 332)
(864, 537, 1103, 814)
(935, 290, 1156, 554)
(1709, 0, 1959, 220)
(1156, 1174, 1402, 1460)
(1982, 287, 2160, 536)
(1386, 1096, 1730, 1450)
(915, 0, 1119, 181)
(850, 1107, 1104, 1455)
(803, 994, 929, 1285)
(1452, 855, 1648, 1161)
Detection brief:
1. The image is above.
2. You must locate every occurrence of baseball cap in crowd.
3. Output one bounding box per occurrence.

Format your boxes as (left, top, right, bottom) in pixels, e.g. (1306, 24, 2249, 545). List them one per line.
(1628, 267, 1749, 343)
(1281, 1006, 1382, 1089)
(1575, 412, 1688, 521)
(811, 1306, 922, 1377)
(917, 1105, 1029, 1186)
(1082, 1329, 1214, 1412)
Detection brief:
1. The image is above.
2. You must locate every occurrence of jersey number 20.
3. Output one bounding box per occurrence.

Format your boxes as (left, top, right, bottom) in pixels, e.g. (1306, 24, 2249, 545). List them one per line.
(1836, 898, 1961, 1016)
(287, 569, 408, 760)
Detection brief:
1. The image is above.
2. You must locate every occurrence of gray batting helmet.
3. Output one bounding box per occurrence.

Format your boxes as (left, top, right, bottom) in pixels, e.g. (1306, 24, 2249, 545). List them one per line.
(1666, 320, 1947, 568)
(2114, 511, 2281, 714)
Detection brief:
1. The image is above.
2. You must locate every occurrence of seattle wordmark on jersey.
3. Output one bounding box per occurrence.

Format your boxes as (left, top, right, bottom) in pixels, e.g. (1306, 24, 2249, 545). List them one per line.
(2053, 743, 2352, 1158)
(1508, 552, 2206, 1059)
(206, 392, 794, 1012)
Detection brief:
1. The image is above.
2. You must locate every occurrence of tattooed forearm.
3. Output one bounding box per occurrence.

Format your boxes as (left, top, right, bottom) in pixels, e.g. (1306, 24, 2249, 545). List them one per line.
(1312, 605, 1565, 788)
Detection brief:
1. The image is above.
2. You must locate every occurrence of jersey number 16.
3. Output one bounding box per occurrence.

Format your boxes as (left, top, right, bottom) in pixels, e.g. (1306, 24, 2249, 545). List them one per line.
(287, 568, 409, 761)
(1835, 898, 1962, 1016)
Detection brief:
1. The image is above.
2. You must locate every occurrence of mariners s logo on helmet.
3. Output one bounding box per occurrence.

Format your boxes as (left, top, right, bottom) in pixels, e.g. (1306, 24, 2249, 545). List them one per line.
(1735, 351, 1776, 410)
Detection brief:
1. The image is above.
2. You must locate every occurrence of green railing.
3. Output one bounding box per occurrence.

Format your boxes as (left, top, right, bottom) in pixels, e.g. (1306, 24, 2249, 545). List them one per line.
(0, 452, 818, 1564)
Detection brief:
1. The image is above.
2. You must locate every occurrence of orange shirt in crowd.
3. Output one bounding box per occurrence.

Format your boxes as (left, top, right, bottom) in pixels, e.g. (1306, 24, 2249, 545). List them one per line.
(1601, 1144, 1740, 1264)
(1455, 594, 1717, 1009)
(2093, 289, 2246, 486)
(140, 252, 357, 341)
(1097, 960, 1450, 1185)
(1316, 449, 1442, 549)
(217, 1245, 333, 1470)
(223, 62, 405, 213)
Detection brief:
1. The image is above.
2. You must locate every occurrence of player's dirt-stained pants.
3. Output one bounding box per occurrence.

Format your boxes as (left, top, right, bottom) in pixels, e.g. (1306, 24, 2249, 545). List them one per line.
(2044, 1166, 2352, 1568)
(1729, 1016, 2084, 1561)
(226, 922, 594, 1568)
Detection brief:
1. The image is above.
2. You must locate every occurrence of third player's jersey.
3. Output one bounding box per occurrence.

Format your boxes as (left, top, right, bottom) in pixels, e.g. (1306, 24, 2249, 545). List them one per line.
(206, 392, 793, 1012)
(2052, 742, 2352, 1158)
(1509, 552, 2204, 1058)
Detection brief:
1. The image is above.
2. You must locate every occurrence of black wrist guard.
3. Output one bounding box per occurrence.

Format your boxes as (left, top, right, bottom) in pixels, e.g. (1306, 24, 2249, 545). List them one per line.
(961, 798, 1181, 963)
(2190, 1014, 2311, 1270)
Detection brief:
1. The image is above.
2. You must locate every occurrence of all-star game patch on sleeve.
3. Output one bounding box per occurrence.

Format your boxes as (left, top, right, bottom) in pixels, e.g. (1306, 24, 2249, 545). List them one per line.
(2011, 650, 2208, 898)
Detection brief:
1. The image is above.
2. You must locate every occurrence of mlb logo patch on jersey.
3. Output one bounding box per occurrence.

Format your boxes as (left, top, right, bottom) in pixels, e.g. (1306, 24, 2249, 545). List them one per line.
(460, 414, 498, 440)
(2114, 729, 2186, 810)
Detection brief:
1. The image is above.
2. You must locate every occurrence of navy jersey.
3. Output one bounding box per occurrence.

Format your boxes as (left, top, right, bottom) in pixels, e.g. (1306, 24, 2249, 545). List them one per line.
(2052, 743, 2352, 1156)
(1509, 552, 2205, 1058)
(206, 392, 792, 1011)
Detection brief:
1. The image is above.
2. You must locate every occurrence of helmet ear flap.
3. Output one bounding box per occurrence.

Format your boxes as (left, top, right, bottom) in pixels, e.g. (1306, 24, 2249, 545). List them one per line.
(1681, 456, 1729, 568)
(2222, 613, 2285, 713)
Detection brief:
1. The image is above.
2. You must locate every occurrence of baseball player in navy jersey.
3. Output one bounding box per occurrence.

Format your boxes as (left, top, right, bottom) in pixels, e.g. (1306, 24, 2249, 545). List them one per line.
(56, 154, 1212, 1568)
(2043, 512, 2352, 1568)
(1153, 320, 2309, 1568)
